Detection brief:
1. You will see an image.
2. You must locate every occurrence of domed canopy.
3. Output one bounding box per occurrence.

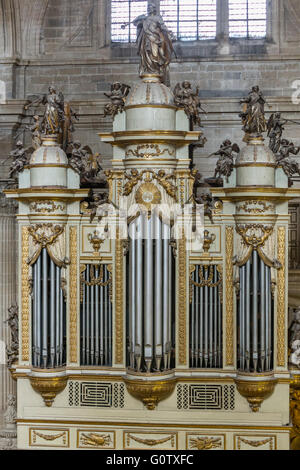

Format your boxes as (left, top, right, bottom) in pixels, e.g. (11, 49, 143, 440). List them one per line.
(236, 140, 276, 166)
(30, 135, 68, 166)
(126, 76, 174, 107)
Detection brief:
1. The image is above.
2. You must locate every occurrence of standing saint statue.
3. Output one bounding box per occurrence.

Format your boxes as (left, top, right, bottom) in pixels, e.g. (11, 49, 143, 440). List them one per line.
(25, 86, 65, 136)
(123, 2, 175, 82)
(240, 86, 267, 137)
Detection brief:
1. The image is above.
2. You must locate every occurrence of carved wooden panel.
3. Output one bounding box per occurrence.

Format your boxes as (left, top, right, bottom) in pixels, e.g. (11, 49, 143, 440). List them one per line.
(77, 430, 115, 449)
(29, 428, 69, 448)
(124, 431, 177, 450)
(234, 434, 276, 450)
(186, 433, 225, 450)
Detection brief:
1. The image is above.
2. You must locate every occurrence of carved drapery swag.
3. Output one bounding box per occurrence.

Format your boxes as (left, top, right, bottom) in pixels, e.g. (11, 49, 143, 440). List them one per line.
(27, 224, 70, 268)
(233, 224, 282, 270)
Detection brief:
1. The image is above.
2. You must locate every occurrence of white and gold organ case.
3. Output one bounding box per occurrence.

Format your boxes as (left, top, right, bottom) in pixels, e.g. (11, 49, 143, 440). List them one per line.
(4, 74, 299, 450)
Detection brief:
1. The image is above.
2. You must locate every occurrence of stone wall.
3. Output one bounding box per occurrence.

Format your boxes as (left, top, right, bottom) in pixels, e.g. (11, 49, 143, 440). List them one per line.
(0, 0, 299, 179)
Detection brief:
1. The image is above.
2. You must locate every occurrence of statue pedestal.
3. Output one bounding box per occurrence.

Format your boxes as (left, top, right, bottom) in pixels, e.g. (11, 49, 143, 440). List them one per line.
(0, 428, 17, 450)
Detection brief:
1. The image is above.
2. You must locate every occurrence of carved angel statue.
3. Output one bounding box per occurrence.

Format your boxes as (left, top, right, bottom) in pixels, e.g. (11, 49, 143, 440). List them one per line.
(3, 394, 17, 427)
(267, 112, 288, 154)
(6, 141, 32, 180)
(67, 141, 87, 175)
(275, 139, 300, 180)
(25, 86, 65, 136)
(240, 86, 267, 136)
(104, 82, 131, 119)
(4, 305, 19, 367)
(123, 169, 142, 196)
(290, 340, 300, 369)
(289, 308, 300, 346)
(14, 115, 42, 150)
(174, 81, 205, 128)
(62, 101, 79, 152)
(123, 2, 175, 82)
(209, 139, 240, 181)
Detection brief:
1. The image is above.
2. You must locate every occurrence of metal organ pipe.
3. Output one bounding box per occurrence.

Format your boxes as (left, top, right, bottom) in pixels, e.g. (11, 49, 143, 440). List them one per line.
(238, 253, 273, 373)
(154, 213, 162, 371)
(144, 215, 154, 371)
(189, 265, 223, 369)
(80, 264, 112, 366)
(127, 214, 174, 373)
(135, 215, 143, 371)
(32, 250, 65, 368)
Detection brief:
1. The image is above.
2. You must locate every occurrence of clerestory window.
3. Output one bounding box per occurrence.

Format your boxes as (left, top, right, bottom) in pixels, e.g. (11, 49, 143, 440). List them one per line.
(111, 0, 267, 43)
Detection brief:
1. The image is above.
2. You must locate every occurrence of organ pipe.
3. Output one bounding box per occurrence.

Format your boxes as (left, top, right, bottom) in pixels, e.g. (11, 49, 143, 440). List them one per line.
(189, 265, 223, 369)
(32, 249, 65, 368)
(237, 252, 274, 373)
(127, 213, 174, 373)
(80, 264, 112, 366)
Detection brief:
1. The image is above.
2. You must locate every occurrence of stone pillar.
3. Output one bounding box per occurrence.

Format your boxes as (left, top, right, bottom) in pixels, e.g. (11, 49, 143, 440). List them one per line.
(0, 182, 17, 428)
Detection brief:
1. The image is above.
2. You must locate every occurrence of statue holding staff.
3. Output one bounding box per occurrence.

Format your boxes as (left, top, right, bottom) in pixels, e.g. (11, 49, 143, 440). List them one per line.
(122, 2, 175, 82)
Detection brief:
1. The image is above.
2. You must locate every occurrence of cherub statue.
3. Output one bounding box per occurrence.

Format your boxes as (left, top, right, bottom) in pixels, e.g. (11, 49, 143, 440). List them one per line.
(89, 192, 117, 224)
(289, 308, 300, 346)
(275, 139, 300, 180)
(240, 86, 267, 136)
(267, 112, 287, 154)
(3, 394, 17, 428)
(4, 304, 19, 367)
(104, 82, 131, 119)
(209, 140, 240, 182)
(80, 146, 104, 184)
(7, 141, 31, 180)
(174, 81, 205, 128)
(290, 340, 300, 369)
(25, 86, 65, 136)
(14, 115, 42, 150)
(67, 141, 87, 175)
(123, 169, 142, 196)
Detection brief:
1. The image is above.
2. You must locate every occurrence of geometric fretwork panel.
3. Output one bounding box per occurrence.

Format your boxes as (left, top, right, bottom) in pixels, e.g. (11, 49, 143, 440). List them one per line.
(177, 384, 235, 410)
(68, 381, 125, 408)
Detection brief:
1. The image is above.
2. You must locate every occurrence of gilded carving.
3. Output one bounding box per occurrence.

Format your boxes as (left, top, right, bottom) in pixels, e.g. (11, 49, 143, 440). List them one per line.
(115, 229, 124, 364)
(32, 431, 67, 443)
(236, 200, 274, 214)
(234, 377, 277, 412)
(178, 235, 187, 365)
(124, 377, 177, 410)
(126, 144, 175, 159)
(21, 226, 30, 362)
(236, 224, 273, 249)
(88, 230, 105, 256)
(277, 227, 286, 367)
(202, 230, 216, 253)
(28, 224, 64, 248)
(80, 433, 112, 447)
(69, 226, 78, 363)
(189, 436, 222, 450)
(236, 436, 274, 450)
(124, 169, 176, 200)
(29, 200, 65, 213)
(135, 182, 162, 212)
(127, 433, 175, 447)
(225, 226, 234, 366)
(30, 376, 68, 407)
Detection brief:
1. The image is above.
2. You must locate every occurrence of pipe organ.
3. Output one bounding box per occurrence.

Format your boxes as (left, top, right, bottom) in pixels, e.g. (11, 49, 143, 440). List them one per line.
(32, 249, 66, 369)
(80, 264, 112, 367)
(189, 264, 223, 369)
(4, 71, 300, 451)
(127, 213, 174, 373)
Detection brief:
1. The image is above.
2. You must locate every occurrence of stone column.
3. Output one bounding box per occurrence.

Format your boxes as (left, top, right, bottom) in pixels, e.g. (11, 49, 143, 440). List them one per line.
(0, 182, 17, 428)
